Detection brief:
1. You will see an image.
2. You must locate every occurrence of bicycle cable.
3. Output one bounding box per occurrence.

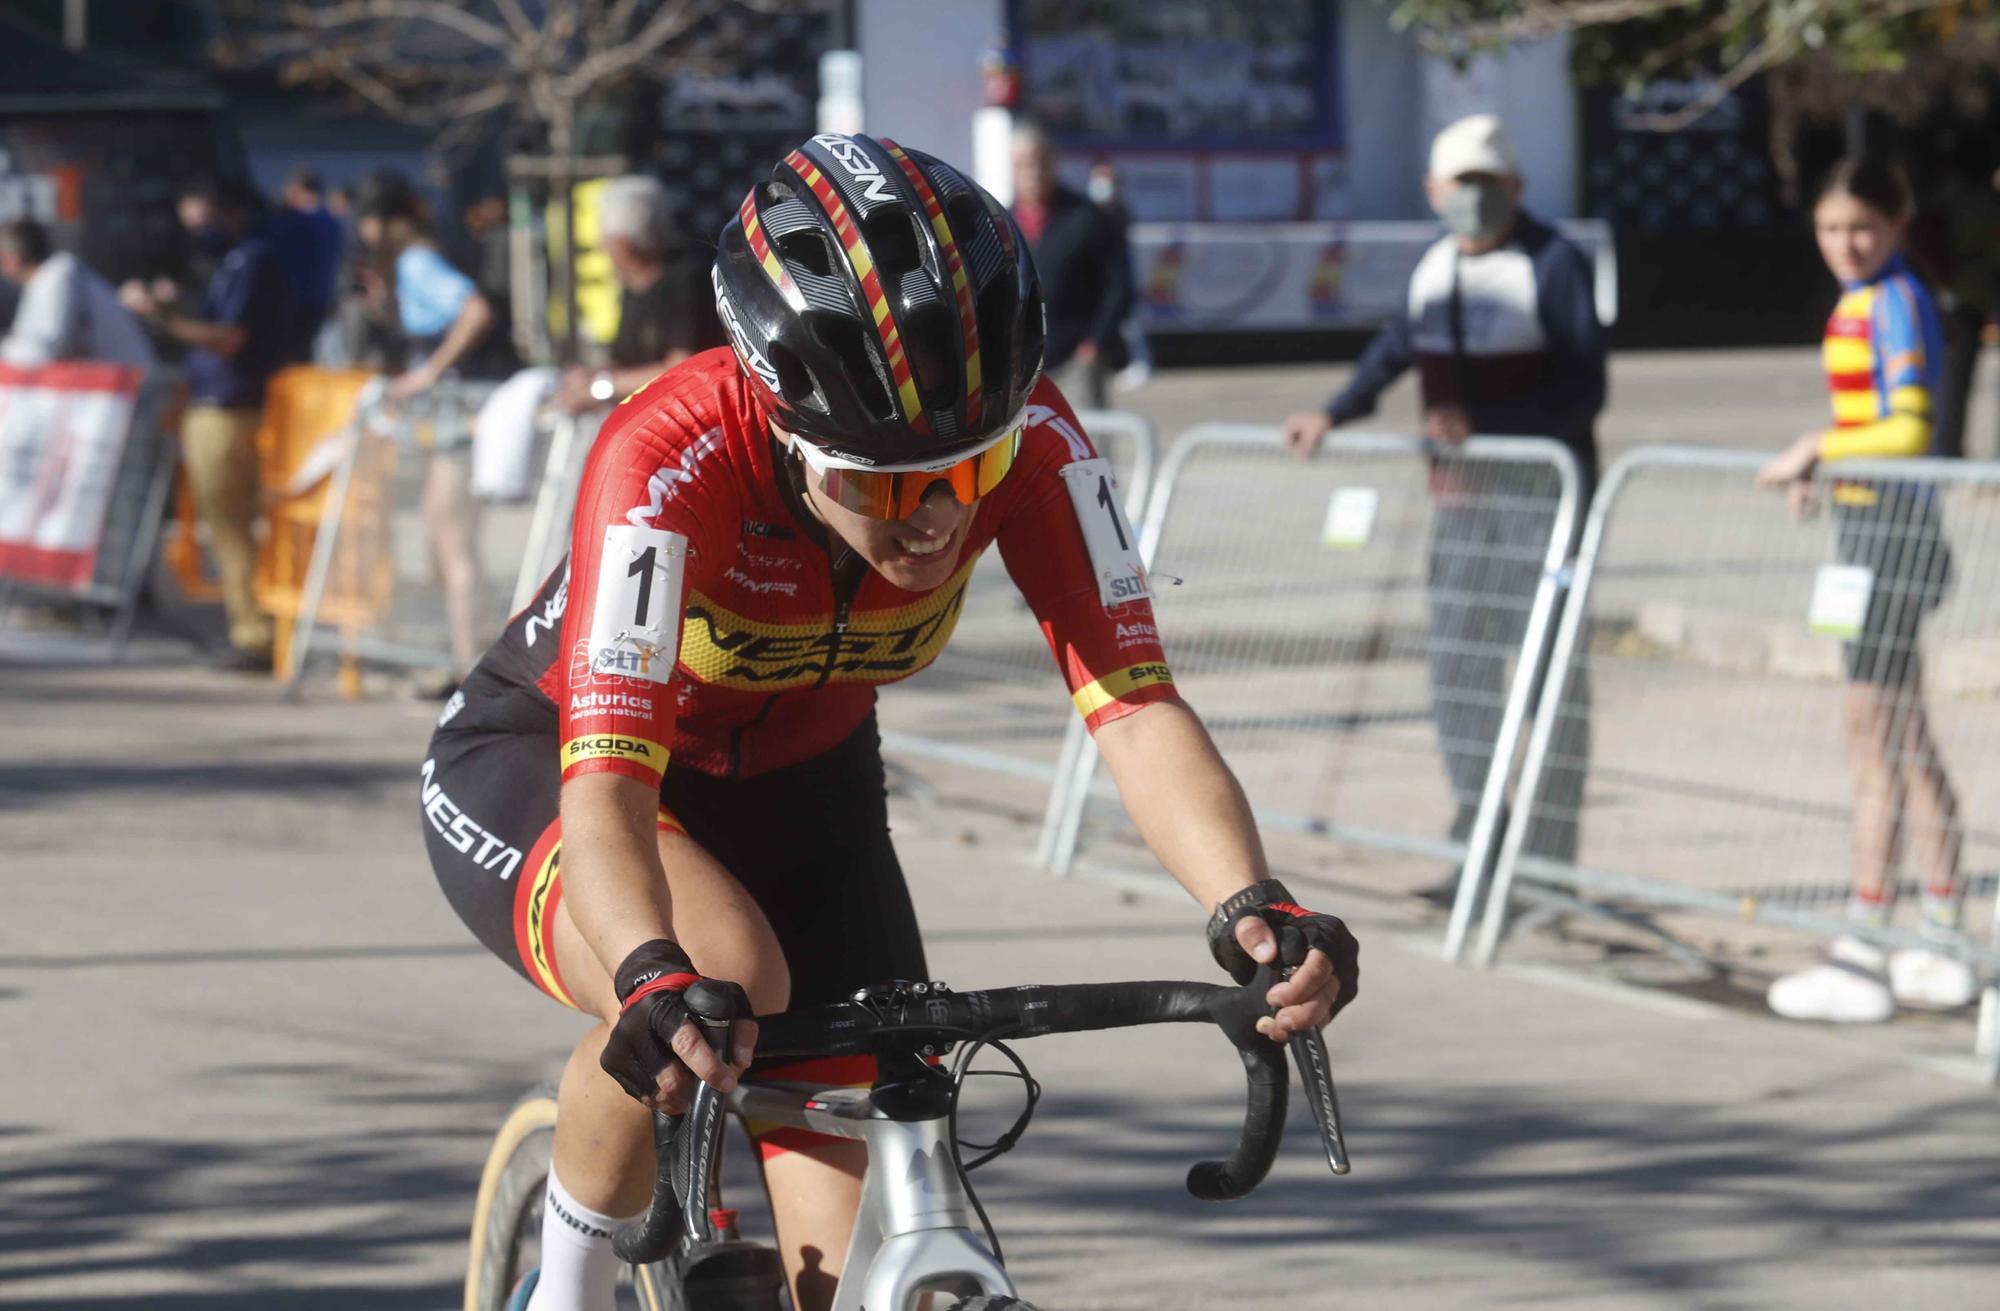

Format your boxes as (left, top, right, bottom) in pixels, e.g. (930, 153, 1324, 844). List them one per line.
(944, 1029, 1043, 1266)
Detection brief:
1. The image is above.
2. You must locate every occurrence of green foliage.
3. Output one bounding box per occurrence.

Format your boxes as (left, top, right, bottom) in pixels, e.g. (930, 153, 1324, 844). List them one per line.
(1382, 0, 2000, 86)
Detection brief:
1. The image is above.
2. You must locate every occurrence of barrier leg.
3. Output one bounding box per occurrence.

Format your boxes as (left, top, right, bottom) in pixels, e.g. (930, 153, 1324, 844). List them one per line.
(109, 441, 181, 661)
(1044, 736, 1102, 879)
(1034, 716, 1090, 869)
(513, 412, 579, 613)
(283, 437, 361, 693)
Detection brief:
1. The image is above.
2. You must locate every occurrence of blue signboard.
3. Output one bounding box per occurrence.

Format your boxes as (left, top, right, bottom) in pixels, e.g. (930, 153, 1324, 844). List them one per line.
(1008, 0, 1342, 152)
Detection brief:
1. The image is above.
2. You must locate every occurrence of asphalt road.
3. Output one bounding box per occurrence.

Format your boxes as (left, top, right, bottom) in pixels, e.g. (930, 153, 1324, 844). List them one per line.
(5, 349, 2000, 1308)
(3, 649, 1998, 1309)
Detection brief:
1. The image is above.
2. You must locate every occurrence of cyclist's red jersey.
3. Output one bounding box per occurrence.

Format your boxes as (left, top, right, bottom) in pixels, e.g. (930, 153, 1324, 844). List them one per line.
(488, 348, 1175, 784)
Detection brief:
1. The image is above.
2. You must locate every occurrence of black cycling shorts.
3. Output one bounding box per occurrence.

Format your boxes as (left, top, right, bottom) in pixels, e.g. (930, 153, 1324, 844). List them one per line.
(420, 674, 926, 1019)
(1834, 494, 1953, 687)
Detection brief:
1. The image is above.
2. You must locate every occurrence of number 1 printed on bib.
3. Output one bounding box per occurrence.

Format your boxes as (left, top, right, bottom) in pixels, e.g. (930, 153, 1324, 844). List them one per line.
(588, 525, 687, 684)
(1059, 457, 1149, 608)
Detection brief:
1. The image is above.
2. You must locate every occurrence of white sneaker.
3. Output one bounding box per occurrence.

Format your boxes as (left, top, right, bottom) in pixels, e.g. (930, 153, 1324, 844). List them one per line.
(1767, 936, 1895, 1023)
(1888, 946, 1981, 1009)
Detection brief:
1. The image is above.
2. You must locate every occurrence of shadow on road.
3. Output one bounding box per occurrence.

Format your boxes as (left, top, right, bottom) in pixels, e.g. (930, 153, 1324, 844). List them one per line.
(0, 760, 408, 808)
(2, 1051, 1997, 1304)
(979, 1079, 2000, 1300)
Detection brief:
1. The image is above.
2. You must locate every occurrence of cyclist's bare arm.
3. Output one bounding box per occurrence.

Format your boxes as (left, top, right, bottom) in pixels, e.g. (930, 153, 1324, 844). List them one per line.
(559, 771, 755, 1100)
(1092, 699, 1343, 1035)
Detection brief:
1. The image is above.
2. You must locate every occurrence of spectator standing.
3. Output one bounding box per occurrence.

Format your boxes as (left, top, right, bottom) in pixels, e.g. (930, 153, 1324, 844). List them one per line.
(555, 174, 723, 412)
(269, 167, 346, 362)
(0, 220, 154, 370)
(1011, 122, 1130, 409)
(120, 181, 292, 671)
(353, 170, 496, 694)
(1281, 114, 1606, 884)
(1755, 157, 1975, 1022)
(1086, 160, 1150, 392)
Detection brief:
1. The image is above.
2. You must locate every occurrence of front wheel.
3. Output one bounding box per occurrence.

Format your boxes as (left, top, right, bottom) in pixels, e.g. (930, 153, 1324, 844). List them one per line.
(465, 1083, 560, 1311)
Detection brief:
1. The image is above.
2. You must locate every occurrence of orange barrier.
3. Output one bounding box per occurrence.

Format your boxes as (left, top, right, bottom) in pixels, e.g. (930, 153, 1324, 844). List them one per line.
(248, 367, 392, 688)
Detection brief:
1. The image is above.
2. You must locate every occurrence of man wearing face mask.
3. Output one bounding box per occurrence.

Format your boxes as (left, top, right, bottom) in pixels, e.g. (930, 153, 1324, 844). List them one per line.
(1281, 114, 1605, 887)
(121, 180, 296, 671)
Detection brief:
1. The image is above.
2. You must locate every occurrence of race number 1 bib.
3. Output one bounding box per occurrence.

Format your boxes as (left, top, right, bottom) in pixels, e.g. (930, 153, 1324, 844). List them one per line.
(587, 525, 687, 683)
(1059, 457, 1149, 609)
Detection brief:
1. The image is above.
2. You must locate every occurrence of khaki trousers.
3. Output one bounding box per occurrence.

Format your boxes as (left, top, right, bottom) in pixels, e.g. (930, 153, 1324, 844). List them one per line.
(181, 403, 274, 653)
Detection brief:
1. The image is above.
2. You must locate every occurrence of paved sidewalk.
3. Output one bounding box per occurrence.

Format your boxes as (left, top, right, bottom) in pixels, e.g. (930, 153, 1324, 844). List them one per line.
(2, 656, 1997, 1308)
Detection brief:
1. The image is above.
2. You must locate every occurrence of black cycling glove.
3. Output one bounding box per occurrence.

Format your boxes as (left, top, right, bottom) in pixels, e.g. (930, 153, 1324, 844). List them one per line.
(1206, 879, 1360, 1019)
(599, 939, 749, 1102)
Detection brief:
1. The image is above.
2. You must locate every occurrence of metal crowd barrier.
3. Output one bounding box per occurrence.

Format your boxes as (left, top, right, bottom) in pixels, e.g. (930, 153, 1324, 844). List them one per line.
(1474, 446, 2000, 1073)
(876, 409, 1159, 802)
(280, 374, 562, 689)
(510, 407, 605, 614)
(1040, 425, 1583, 945)
(0, 368, 179, 657)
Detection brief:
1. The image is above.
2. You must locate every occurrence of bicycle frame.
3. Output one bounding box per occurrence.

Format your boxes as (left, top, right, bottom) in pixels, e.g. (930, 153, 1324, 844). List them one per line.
(631, 1075, 1013, 1311)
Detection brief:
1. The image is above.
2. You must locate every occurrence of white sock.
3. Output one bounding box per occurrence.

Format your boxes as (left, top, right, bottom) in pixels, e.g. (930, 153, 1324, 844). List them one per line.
(525, 1169, 638, 1311)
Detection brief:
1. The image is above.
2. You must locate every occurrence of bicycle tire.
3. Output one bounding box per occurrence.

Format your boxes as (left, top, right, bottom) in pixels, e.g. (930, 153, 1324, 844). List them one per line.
(946, 1299, 1045, 1310)
(464, 1083, 559, 1311)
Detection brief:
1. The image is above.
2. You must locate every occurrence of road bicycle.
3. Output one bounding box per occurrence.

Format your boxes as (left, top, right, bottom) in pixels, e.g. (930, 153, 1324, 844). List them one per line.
(466, 966, 1349, 1310)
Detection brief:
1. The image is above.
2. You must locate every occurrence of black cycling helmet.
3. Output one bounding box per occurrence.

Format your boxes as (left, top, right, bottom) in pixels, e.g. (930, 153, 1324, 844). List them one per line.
(713, 133, 1044, 466)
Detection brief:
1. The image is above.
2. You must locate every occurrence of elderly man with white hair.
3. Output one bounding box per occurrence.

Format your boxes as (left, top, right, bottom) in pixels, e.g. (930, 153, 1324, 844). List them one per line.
(1282, 113, 1606, 889)
(556, 175, 724, 412)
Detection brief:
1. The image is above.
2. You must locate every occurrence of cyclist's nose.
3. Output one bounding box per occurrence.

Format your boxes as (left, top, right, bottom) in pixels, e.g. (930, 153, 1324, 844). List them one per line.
(904, 482, 967, 534)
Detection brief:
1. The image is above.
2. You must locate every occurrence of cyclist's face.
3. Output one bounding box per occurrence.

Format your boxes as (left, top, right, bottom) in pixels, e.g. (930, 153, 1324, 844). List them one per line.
(1814, 191, 1903, 285)
(805, 473, 978, 592)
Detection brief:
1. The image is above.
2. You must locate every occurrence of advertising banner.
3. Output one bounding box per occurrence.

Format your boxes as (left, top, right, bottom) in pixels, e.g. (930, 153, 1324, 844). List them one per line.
(0, 361, 144, 590)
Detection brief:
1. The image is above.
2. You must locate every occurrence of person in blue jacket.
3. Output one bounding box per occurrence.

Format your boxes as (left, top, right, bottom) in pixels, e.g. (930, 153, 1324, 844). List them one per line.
(1282, 114, 1607, 888)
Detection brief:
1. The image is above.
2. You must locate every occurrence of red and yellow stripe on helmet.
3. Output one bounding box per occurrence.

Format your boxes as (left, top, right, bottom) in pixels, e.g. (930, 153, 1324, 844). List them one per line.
(785, 149, 929, 433)
(880, 138, 983, 429)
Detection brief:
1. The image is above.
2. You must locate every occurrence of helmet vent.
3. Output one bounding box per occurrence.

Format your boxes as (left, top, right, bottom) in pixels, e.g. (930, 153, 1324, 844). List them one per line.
(863, 209, 923, 286)
(898, 269, 957, 407)
(777, 230, 835, 278)
(975, 277, 1016, 406)
(767, 342, 816, 406)
(945, 194, 985, 247)
(813, 315, 896, 420)
(1016, 285, 1046, 391)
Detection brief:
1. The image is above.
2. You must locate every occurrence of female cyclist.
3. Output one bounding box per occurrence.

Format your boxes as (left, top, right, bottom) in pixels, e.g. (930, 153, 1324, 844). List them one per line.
(1757, 156, 1976, 1022)
(419, 135, 1360, 1311)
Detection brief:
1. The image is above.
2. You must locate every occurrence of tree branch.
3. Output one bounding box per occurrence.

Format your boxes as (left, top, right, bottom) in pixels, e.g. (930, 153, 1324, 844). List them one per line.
(554, 0, 706, 99)
(1412, 0, 1709, 49)
(270, 1, 514, 54)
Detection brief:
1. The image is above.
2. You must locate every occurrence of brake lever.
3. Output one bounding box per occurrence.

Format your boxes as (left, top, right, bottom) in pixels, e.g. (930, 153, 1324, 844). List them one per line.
(1270, 929, 1351, 1177)
(1288, 1029, 1350, 1176)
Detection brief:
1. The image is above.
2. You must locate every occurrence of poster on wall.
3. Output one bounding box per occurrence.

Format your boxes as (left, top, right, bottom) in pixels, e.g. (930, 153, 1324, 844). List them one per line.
(0, 363, 144, 590)
(1013, 0, 1337, 147)
(1012, 0, 1343, 222)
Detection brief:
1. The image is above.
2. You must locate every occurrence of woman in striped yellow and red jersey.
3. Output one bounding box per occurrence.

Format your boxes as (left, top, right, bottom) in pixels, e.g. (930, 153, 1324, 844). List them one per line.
(1757, 157, 1975, 1023)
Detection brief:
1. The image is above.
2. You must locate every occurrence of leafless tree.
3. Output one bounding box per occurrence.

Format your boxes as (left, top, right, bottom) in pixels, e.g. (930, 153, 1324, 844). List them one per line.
(213, 0, 816, 156)
(212, 0, 820, 360)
